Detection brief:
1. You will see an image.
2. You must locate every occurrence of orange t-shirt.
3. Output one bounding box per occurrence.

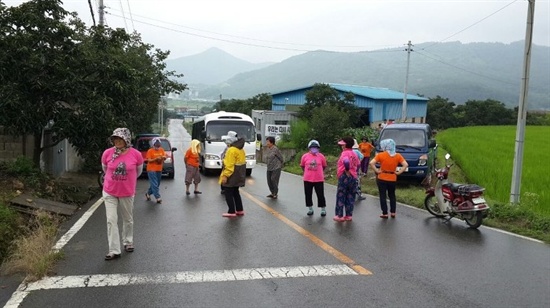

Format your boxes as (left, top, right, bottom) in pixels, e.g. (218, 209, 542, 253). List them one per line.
(185, 149, 200, 167)
(358, 142, 374, 158)
(145, 148, 166, 172)
(374, 151, 406, 182)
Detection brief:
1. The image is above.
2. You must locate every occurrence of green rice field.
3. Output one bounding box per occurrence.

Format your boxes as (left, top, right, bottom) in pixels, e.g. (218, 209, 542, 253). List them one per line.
(436, 126, 550, 216)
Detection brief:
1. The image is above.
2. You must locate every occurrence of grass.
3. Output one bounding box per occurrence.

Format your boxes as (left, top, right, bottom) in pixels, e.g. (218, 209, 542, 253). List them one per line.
(0, 211, 64, 282)
(437, 126, 549, 215)
(284, 126, 550, 242)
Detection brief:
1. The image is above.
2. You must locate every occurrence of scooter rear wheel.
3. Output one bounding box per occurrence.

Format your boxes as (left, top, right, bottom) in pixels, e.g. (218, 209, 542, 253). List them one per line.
(424, 195, 446, 217)
(464, 211, 483, 229)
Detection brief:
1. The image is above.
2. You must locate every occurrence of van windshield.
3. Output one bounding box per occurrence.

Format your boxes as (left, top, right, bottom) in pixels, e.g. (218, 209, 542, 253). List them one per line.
(206, 121, 255, 142)
(380, 129, 426, 147)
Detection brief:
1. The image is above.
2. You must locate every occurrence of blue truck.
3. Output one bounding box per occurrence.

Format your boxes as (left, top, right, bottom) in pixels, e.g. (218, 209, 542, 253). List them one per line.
(375, 123, 437, 182)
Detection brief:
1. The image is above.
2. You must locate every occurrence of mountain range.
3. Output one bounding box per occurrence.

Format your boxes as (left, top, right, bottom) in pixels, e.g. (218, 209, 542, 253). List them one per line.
(166, 42, 550, 110)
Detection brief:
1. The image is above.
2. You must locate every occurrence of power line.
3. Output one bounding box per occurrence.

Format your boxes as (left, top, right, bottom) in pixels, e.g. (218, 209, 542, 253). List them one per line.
(415, 49, 517, 86)
(107, 11, 405, 53)
(107, 8, 401, 51)
(422, 0, 520, 50)
(125, 0, 135, 31)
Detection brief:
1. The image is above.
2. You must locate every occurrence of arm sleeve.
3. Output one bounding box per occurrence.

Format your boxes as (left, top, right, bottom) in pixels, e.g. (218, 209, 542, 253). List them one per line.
(344, 158, 350, 171)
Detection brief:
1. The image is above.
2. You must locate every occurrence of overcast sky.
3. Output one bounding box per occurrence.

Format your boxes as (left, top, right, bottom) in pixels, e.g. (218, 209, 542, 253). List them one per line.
(5, 0, 550, 63)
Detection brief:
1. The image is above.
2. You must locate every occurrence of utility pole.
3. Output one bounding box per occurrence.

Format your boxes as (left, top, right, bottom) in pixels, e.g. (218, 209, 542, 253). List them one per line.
(98, 0, 105, 26)
(401, 40, 413, 123)
(510, 0, 535, 204)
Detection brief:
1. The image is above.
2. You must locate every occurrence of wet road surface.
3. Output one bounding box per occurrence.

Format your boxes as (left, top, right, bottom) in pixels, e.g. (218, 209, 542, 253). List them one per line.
(2, 119, 549, 307)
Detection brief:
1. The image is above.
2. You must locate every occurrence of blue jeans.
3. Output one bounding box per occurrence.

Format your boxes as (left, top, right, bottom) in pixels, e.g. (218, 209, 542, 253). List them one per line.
(147, 171, 162, 199)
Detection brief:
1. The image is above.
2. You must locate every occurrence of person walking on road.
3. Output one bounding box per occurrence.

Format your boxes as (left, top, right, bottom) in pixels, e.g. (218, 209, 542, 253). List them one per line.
(101, 128, 143, 260)
(145, 137, 166, 204)
(369, 138, 409, 219)
(219, 131, 247, 217)
(300, 140, 327, 216)
(184, 139, 202, 195)
(265, 136, 283, 199)
(334, 136, 360, 222)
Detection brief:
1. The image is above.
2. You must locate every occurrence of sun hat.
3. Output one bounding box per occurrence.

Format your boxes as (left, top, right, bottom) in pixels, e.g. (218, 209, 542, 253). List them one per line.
(337, 140, 346, 146)
(110, 128, 132, 146)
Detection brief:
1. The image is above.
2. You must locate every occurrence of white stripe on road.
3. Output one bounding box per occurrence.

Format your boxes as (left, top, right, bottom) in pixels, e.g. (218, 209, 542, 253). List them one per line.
(5, 264, 357, 307)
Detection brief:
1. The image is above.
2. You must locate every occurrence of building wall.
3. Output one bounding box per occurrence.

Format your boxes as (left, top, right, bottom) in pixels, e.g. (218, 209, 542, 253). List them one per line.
(272, 86, 428, 126)
(251, 110, 298, 144)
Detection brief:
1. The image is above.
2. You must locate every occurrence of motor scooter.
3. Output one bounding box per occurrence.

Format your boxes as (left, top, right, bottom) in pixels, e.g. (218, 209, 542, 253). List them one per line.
(424, 153, 489, 229)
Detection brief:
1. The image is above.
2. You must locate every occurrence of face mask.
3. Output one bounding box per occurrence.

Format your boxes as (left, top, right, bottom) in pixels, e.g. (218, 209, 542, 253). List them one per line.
(310, 147, 319, 154)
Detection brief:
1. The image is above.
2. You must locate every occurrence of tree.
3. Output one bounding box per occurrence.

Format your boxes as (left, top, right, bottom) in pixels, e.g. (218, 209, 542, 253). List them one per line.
(455, 99, 515, 126)
(299, 83, 357, 122)
(212, 93, 271, 116)
(0, 0, 86, 165)
(0, 0, 186, 168)
(309, 104, 350, 155)
(426, 96, 457, 129)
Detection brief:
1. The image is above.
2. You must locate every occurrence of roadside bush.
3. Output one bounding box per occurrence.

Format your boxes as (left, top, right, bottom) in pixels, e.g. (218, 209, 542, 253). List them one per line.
(5, 156, 36, 177)
(284, 119, 312, 150)
(0, 204, 23, 264)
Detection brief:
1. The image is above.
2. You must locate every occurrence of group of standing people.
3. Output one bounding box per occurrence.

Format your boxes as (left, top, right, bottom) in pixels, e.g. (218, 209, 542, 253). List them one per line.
(263, 135, 407, 222)
(100, 126, 408, 260)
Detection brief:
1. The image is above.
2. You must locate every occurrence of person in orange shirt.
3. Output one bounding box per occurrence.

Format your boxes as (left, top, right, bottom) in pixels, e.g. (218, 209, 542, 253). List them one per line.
(184, 139, 202, 195)
(145, 138, 166, 204)
(369, 139, 408, 219)
(358, 137, 374, 176)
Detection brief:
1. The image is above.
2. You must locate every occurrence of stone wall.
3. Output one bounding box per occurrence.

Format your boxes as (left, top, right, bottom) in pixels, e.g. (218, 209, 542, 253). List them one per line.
(0, 126, 34, 162)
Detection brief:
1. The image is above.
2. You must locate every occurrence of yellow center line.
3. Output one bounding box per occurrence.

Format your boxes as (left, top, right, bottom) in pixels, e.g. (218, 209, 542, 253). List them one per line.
(241, 190, 372, 276)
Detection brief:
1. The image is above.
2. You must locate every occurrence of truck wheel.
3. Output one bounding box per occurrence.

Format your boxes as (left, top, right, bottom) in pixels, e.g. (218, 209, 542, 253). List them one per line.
(246, 169, 252, 176)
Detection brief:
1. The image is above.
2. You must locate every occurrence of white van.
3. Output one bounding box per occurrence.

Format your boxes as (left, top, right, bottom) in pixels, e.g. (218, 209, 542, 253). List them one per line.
(191, 111, 256, 176)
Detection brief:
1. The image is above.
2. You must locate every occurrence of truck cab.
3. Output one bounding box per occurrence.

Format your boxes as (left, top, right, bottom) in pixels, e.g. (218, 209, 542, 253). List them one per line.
(375, 123, 437, 182)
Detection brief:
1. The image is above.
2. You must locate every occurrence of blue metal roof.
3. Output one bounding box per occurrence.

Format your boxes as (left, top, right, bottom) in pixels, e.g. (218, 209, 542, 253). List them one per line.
(271, 83, 427, 101)
(328, 83, 427, 101)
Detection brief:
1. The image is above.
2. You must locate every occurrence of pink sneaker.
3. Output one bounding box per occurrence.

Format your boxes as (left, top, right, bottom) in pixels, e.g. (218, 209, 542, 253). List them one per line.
(222, 213, 237, 218)
(333, 216, 345, 222)
(236, 211, 245, 216)
(344, 216, 353, 221)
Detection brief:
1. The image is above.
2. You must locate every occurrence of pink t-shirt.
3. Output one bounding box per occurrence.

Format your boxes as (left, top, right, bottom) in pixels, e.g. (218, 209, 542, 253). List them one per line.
(337, 148, 360, 178)
(101, 147, 144, 197)
(300, 152, 327, 182)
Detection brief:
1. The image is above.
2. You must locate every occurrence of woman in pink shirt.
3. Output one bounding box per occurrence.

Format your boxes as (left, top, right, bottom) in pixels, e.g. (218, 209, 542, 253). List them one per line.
(300, 140, 327, 217)
(101, 128, 144, 260)
(334, 136, 360, 222)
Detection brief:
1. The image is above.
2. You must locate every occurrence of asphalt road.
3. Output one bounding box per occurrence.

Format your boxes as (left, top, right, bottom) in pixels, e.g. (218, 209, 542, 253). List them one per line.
(2, 119, 549, 308)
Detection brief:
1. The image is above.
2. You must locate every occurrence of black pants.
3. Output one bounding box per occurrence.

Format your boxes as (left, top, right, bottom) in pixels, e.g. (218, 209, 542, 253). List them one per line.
(376, 179, 396, 214)
(223, 186, 243, 213)
(303, 181, 326, 208)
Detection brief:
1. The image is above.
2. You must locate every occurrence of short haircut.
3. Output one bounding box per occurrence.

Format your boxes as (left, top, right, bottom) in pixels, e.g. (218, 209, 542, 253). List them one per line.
(342, 136, 354, 148)
(266, 136, 276, 144)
